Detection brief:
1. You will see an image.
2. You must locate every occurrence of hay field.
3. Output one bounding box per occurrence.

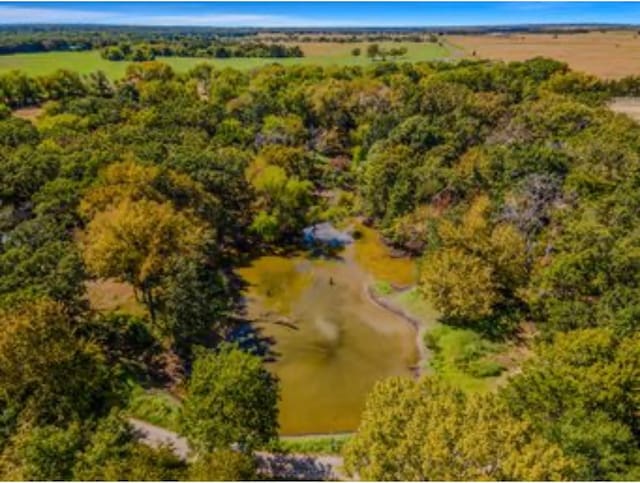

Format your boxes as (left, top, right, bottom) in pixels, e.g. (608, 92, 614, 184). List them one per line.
(449, 30, 640, 79)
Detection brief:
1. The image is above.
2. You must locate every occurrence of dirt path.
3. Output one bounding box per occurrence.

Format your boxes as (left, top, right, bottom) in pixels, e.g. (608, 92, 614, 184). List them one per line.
(129, 418, 351, 481)
(130, 418, 190, 460)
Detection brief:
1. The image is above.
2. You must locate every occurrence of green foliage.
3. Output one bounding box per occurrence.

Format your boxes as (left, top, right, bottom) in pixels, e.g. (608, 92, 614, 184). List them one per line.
(277, 434, 351, 455)
(248, 162, 313, 243)
(343, 376, 576, 480)
(188, 449, 257, 481)
(372, 280, 393, 296)
(182, 344, 279, 453)
(73, 413, 187, 480)
(125, 387, 182, 434)
(419, 195, 527, 328)
(157, 256, 231, 355)
(424, 325, 505, 390)
(0, 215, 86, 308)
(0, 300, 121, 426)
(4, 423, 83, 480)
(502, 328, 640, 480)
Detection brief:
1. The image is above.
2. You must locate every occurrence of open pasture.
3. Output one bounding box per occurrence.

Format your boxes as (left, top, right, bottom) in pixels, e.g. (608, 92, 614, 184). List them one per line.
(0, 41, 450, 79)
(449, 30, 640, 78)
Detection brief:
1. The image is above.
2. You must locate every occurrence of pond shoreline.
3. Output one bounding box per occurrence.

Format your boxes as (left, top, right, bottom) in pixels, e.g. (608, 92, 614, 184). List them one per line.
(364, 284, 428, 378)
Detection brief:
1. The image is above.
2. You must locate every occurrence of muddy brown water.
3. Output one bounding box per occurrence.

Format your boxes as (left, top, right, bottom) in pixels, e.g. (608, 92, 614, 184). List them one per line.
(237, 227, 419, 435)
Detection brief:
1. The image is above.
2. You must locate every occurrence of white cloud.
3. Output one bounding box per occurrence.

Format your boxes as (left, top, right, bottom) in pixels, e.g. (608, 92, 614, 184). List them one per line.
(0, 4, 490, 28)
(0, 5, 371, 27)
(118, 13, 320, 27)
(0, 5, 111, 23)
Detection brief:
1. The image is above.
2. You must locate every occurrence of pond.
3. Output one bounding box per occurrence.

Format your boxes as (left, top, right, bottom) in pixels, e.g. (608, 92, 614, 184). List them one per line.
(236, 223, 420, 435)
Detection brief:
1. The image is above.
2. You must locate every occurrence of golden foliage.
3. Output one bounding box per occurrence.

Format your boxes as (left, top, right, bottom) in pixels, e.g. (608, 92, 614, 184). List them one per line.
(420, 195, 527, 320)
(82, 198, 207, 288)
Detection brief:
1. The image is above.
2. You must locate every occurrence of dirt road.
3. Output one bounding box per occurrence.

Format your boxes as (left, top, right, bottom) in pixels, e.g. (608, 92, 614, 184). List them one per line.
(128, 418, 351, 480)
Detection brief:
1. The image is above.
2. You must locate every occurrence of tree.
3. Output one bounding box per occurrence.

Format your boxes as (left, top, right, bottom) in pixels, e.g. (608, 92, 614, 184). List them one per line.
(125, 61, 174, 82)
(188, 449, 257, 481)
(182, 344, 279, 453)
(0, 300, 118, 426)
(247, 162, 313, 243)
(419, 195, 527, 326)
(366, 43, 380, 61)
(0, 423, 83, 480)
(73, 413, 186, 480)
(157, 256, 232, 356)
(260, 114, 306, 146)
(82, 197, 209, 326)
(343, 376, 576, 480)
(80, 160, 218, 222)
(388, 47, 408, 60)
(0, 214, 86, 309)
(502, 328, 640, 480)
(351, 47, 361, 57)
(420, 247, 498, 320)
(39, 69, 86, 100)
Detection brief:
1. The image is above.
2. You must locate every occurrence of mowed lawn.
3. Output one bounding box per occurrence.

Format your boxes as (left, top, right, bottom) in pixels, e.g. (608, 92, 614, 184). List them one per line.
(0, 41, 450, 79)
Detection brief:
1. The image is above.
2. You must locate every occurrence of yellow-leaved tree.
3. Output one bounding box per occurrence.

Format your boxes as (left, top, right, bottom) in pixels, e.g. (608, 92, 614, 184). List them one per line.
(79, 160, 217, 331)
(343, 376, 577, 481)
(419, 195, 527, 323)
(82, 197, 207, 324)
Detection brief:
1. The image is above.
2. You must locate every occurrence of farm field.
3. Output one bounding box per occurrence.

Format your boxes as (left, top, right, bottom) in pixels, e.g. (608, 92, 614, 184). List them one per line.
(0, 41, 450, 79)
(449, 30, 640, 78)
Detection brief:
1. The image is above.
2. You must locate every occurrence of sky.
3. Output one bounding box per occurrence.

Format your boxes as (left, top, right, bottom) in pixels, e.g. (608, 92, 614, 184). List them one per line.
(1, 2, 640, 28)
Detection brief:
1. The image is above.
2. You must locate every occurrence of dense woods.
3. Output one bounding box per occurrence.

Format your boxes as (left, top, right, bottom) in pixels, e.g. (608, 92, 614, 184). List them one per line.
(0, 54, 639, 479)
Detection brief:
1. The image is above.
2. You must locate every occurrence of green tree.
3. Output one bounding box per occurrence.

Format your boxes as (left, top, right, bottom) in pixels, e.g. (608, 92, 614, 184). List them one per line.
(366, 43, 380, 61)
(182, 344, 279, 453)
(247, 162, 313, 243)
(0, 300, 118, 426)
(344, 376, 576, 480)
(188, 449, 257, 480)
(157, 256, 231, 356)
(502, 328, 640, 480)
(0, 423, 83, 480)
(73, 413, 186, 480)
(0, 215, 86, 309)
(260, 114, 306, 146)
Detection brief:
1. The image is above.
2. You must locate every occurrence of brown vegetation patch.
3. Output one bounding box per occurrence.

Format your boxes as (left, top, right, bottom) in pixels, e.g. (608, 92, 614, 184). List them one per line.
(86, 278, 146, 317)
(12, 106, 43, 121)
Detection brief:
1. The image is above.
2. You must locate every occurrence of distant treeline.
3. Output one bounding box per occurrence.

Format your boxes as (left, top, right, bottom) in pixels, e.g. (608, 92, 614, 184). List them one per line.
(1, 24, 638, 56)
(0, 26, 440, 56)
(257, 33, 440, 43)
(101, 41, 304, 61)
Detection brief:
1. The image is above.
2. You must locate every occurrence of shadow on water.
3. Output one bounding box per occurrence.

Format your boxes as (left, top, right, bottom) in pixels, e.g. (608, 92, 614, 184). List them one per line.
(226, 320, 282, 362)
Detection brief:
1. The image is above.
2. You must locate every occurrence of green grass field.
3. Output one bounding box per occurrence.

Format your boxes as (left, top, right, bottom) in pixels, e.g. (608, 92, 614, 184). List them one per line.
(424, 325, 506, 392)
(0, 42, 450, 79)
